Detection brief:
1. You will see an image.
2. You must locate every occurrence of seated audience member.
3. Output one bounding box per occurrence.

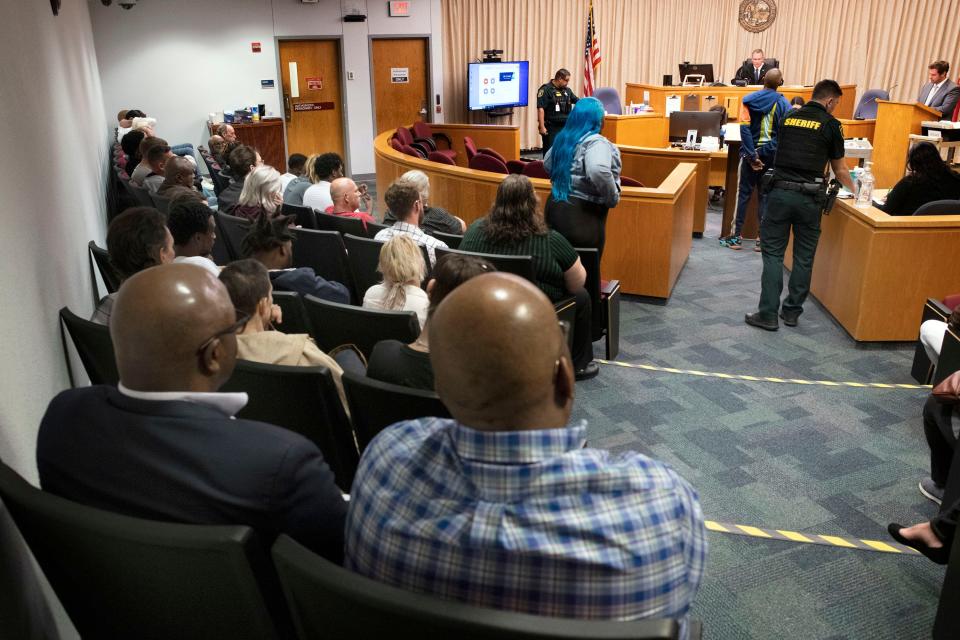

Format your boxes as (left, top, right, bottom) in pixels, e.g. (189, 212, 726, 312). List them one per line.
(229, 165, 283, 221)
(217, 123, 237, 144)
(460, 174, 597, 380)
(302, 152, 345, 211)
(280, 153, 308, 192)
(91, 207, 175, 325)
(362, 234, 429, 328)
(129, 136, 168, 186)
(920, 306, 960, 366)
(116, 108, 144, 141)
(877, 142, 960, 216)
(157, 156, 204, 201)
(283, 153, 318, 205)
(141, 143, 174, 194)
(166, 197, 219, 276)
(329, 177, 375, 228)
(119, 129, 146, 171)
(374, 182, 447, 266)
(39, 263, 348, 562)
(217, 145, 261, 212)
(889, 378, 960, 564)
(207, 134, 227, 166)
(220, 259, 351, 409)
(242, 214, 350, 303)
(384, 169, 465, 234)
(346, 272, 706, 628)
(790, 96, 805, 109)
(366, 253, 493, 390)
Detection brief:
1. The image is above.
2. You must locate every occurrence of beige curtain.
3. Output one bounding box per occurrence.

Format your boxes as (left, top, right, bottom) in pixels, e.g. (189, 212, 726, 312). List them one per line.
(442, 0, 960, 149)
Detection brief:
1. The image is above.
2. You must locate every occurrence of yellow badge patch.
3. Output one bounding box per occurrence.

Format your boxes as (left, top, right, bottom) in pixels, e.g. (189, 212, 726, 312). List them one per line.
(537, 89, 544, 98)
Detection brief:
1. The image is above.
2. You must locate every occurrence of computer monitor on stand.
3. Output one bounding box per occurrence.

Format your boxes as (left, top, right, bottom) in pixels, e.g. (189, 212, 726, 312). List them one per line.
(668, 110, 725, 143)
(678, 63, 714, 85)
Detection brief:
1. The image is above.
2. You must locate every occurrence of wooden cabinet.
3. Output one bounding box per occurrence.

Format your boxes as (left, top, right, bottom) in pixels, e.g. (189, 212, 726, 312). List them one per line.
(208, 119, 286, 172)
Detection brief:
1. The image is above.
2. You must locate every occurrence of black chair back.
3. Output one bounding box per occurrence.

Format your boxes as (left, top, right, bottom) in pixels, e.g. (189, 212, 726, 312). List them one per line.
(271, 291, 314, 335)
(435, 247, 535, 281)
(128, 181, 154, 208)
(342, 233, 386, 297)
(211, 232, 231, 266)
(291, 228, 358, 302)
(59, 307, 118, 386)
(314, 212, 367, 238)
(216, 211, 251, 261)
(211, 169, 231, 197)
(302, 295, 420, 360)
(341, 371, 450, 451)
(911, 298, 952, 383)
(576, 248, 620, 360)
(271, 535, 682, 640)
(148, 191, 172, 214)
(934, 326, 960, 386)
(221, 359, 359, 490)
(365, 220, 390, 237)
(88, 240, 121, 295)
(0, 461, 283, 640)
(914, 199, 960, 216)
(433, 231, 463, 248)
(281, 202, 317, 229)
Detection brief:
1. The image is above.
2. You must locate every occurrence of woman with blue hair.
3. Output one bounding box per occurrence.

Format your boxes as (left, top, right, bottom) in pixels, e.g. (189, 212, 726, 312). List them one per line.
(543, 96, 621, 259)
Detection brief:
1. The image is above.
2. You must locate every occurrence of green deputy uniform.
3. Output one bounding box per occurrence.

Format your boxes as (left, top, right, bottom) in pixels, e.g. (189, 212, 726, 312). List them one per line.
(753, 101, 845, 326)
(537, 81, 578, 154)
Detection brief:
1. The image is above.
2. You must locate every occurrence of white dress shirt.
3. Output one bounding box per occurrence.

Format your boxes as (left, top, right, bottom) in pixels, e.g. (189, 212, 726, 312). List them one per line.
(925, 80, 947, 107)
(118, 382, 248, 417)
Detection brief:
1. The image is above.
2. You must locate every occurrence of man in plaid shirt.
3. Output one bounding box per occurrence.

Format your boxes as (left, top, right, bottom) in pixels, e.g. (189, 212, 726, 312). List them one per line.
(346, 273, 706, 634)
(374, 181, 447, 266)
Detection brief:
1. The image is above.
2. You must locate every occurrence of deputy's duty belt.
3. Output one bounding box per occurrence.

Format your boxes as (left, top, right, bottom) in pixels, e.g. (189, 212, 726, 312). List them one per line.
(774, 180, 822, 194)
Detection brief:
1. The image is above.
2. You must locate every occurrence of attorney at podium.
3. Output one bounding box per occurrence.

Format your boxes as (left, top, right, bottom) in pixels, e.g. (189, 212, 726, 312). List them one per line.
(917, 60, 959, 117)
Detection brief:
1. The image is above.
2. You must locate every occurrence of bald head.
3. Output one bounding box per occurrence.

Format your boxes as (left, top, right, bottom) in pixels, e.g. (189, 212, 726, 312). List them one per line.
(763, 68, 783, 90)
(164, 156, 195, 187)
(111, 263, 238, 393)
(330, 177, 359, 213)
(429, 273, 574, 431)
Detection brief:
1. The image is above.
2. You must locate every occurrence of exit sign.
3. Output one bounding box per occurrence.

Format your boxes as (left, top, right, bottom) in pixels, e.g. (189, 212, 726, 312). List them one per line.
(388, 1, 410, 17)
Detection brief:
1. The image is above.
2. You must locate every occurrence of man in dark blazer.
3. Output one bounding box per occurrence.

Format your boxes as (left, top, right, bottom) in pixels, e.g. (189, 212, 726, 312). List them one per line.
(733, 49, 772, 85)
(917, 60, 959, 119)
(37, 263, 348, 563)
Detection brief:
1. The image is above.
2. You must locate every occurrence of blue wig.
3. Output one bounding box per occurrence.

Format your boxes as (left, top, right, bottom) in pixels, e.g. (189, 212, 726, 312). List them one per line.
(549, 97, 605, 202)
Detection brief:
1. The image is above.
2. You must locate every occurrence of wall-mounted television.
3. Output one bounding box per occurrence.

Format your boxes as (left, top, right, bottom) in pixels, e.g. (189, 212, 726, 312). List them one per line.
(467, 61, 530, 111)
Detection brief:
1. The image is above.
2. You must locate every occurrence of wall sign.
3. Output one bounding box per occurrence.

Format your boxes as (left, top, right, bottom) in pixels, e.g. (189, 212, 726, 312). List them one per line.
(388, 1, 410, 17)
(306, 76, 323, 90)
(738, 0, 777, 33)
(261, 79, 275, 89)
(251, 42, 262, 53)
(391, 67, 410, 83)
(293, 102, 336, 112)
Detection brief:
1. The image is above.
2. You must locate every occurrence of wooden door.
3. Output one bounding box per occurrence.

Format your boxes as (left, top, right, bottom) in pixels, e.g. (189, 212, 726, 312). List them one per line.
(279, 40, 345, 160)
(371, 38, 429, 136)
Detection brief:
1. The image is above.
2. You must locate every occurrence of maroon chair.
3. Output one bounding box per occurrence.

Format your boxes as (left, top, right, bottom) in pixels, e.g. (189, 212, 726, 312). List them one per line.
(390, 137, 405, 153)
(506, 160, 529, 174)
(522, 160, 550, 179)
(464, 136, 507, 164)
(400, 144, 426, 159)
(468, 154, 509, 174)
(411, 122, 454, 151)
(427, 151, 456, 165)
(621, 176, 645, 187)
(397, 127, 453, 162)
(944, 293, 960, 310)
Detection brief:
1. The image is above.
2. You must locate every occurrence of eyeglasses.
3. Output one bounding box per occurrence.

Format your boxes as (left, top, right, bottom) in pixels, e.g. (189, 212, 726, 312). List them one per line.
(196, 311, 251, 355)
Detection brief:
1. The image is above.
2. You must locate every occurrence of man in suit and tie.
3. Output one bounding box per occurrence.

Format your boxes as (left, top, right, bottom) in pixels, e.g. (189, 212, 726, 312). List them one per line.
(733, 49, 772, 85)
(37, 263, 348, 562)
(917, 60, 959, 118)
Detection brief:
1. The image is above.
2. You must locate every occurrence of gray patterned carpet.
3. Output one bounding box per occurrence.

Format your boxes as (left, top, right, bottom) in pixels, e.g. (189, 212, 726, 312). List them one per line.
(572, 203, 943, 639)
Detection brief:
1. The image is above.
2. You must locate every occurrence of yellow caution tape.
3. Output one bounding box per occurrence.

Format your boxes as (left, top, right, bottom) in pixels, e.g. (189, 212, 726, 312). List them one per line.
(596, 360, 930, 390)
(704, 520, 920, 555)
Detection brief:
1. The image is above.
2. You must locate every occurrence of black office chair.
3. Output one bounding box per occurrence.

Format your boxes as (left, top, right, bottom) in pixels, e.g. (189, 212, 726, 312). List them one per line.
(272, 535, 686, 640)
(291, 228, 359, 303)
(433, 231, 463, 249)
(910, 298, 954, 383)
(342, 233, 387, 297)
(914, 199, 960, 216)
(0, 461, 286, 640)
(58, 307, 118, 387)
(366, 220, 390, 236)
(281, 202, 317, 229)
(88, 240, 121, 295)
(302, 295, 420, 361)
(434, 247, 536, 281)
(221, 359, 359, 491)
(341, 371, 451, 451)
(148, 191, 172, 214)
(313, 212, 369, 238)
(577, 248, 621, 360)
(271, 291, 314, 336)
(216, 211, 252, 261)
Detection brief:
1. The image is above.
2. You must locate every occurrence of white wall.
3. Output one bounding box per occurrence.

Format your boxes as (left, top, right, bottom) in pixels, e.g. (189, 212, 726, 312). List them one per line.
(0, 1, 108, 637)
(91, 0, 444, 174)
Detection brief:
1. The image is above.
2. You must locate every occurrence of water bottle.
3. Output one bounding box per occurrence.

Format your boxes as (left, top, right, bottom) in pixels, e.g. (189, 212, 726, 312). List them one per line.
(855, 162, 874, 207)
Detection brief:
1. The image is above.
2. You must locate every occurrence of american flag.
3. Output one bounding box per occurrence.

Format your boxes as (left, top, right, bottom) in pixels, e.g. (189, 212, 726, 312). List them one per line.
(583, 1, 601, 96)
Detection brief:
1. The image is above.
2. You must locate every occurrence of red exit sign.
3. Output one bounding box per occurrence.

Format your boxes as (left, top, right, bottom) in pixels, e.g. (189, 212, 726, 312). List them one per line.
(388, 1, 410, 17)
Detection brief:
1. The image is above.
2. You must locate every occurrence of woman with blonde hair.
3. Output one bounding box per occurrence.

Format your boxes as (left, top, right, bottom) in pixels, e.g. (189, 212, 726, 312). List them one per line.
(229, 164, 283, 220)
(283, 153, 318, 205)
(362, 234, 429, 328)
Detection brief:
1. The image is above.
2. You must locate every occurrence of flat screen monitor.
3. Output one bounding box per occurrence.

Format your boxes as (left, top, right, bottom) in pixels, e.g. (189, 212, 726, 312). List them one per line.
(678, 63, 715, 84)
(669, 110, 725, 142)
(467, 61, 530, 111)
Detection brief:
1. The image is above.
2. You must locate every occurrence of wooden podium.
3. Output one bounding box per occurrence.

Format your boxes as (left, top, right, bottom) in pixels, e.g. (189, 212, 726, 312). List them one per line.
(871, 100, 943, 188)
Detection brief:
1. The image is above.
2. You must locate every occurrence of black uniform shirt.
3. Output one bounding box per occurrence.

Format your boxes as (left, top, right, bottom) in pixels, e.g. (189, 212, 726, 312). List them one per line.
(773, 101, 845, 184)
(537, 82, 579, 124)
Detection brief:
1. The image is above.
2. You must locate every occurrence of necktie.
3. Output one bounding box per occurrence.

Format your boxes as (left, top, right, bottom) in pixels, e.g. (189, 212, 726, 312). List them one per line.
(755, 68, 759, 83)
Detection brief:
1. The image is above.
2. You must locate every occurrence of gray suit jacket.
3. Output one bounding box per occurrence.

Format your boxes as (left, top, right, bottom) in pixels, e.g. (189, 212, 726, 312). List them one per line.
(918, 79, 960, 117)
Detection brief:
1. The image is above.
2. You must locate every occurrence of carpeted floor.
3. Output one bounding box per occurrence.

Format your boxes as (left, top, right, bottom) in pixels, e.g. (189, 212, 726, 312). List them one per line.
(572, 202, 943, 639)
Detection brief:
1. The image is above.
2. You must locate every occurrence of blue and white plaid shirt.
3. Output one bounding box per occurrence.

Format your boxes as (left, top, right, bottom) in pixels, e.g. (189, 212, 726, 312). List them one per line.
(373, 220, 448, 266)
(345, 418, 706, 632)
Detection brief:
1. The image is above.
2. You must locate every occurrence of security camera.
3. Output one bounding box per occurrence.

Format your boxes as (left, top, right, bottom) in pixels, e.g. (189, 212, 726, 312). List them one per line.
(119, 0, 137, 8)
